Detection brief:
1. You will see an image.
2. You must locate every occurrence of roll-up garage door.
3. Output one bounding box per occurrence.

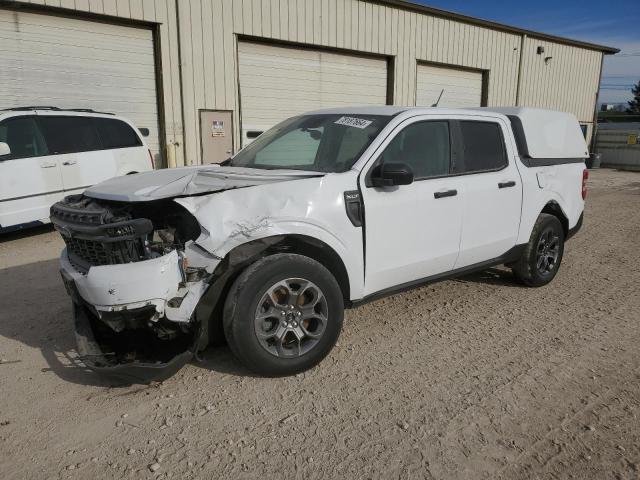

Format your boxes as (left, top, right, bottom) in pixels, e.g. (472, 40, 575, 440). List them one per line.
(238, 42, 388, 146)
(0, 9, 160, 157)
(416, 64, 483, 108)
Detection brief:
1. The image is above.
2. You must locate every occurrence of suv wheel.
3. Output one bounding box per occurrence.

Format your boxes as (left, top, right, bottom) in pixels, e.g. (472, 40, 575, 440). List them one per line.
(223, 253, 344, 376)
(511, 213, 565, 287)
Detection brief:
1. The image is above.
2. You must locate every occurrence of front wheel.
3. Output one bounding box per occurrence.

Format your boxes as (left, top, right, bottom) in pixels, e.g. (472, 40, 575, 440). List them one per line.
(223, 253, 344, 376)
(511, 213, 565, 287)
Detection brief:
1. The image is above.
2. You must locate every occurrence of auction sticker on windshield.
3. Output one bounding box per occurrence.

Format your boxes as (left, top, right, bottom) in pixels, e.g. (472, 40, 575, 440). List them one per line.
(334, 116, 373, 129)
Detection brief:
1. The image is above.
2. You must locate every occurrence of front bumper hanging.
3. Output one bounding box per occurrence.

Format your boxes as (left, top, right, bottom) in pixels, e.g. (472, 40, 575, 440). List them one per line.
(72, 302, 196, 383)
(59, 249, 208, 384)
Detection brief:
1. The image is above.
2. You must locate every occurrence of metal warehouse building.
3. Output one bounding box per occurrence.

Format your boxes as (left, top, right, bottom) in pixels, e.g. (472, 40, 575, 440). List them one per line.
(1, 0, 618, 167)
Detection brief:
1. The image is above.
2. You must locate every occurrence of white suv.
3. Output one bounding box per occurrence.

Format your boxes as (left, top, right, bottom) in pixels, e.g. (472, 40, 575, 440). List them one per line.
(0, 107, 153, 231)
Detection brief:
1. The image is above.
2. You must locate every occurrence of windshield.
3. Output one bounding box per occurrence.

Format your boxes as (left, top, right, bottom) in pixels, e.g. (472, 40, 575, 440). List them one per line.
(229, 114, 392, 172)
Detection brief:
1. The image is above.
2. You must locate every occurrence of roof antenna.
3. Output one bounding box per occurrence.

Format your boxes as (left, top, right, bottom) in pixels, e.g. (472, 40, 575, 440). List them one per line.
(431, 89, 444, 107)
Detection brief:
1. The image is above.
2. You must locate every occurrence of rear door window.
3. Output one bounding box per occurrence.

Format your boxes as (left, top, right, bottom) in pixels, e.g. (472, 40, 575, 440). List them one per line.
(38, 116, 101, 154)
(93, 118, 141, 149)
(0, 116, 49, 159)
(458, 121, 507, 173)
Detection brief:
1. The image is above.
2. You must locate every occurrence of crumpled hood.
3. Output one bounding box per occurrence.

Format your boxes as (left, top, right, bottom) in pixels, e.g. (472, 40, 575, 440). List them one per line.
(84, 166, 324, 202)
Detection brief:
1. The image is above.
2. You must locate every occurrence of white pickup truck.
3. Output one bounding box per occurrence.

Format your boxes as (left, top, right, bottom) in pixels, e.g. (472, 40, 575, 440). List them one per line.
(51, 106, 589, 382)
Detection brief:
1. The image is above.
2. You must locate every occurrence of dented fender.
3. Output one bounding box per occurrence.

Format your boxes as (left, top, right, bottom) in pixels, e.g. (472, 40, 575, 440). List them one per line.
(175, 173, 365, 299)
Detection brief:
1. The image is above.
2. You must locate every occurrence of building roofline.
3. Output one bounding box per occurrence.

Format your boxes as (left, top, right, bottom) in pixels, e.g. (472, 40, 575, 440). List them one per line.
(376, 0, 620, 54)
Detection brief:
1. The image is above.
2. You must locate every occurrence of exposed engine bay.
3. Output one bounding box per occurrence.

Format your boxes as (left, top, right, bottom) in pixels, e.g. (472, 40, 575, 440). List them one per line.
(51, 194, 201, 272)
(51, 194, 209, 382)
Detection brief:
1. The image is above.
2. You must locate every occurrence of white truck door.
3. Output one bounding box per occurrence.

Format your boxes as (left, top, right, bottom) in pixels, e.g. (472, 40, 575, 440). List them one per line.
(0, 116, 64, 228)
(360, 117, 464, 296)
(453, 118, 522, 268)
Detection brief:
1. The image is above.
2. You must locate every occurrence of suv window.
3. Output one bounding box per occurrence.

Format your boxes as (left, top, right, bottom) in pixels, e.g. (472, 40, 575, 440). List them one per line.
(94, 118, 141, 149)
(0, 117, 49, 159)
(379, 121, 450, 179)
(459, 121, 507, 173)
(38, 116, 101, 154)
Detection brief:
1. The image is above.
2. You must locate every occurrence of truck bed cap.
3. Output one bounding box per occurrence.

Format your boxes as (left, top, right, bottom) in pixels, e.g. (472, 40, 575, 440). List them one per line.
(481, 107, 589, 160)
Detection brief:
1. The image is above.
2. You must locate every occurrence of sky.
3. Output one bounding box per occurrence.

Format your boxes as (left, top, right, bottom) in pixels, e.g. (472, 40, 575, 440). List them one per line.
(413, 0, 640, 105)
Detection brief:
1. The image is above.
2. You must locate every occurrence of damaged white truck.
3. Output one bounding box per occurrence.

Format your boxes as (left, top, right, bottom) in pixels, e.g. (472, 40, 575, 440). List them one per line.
(51, 107, 589, 382)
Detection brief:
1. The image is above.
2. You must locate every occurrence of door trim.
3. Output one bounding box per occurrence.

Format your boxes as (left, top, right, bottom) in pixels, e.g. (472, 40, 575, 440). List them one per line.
(0, 185, 91, 204)
(0, 188, 65, 204)
(349, 243, 526, 307)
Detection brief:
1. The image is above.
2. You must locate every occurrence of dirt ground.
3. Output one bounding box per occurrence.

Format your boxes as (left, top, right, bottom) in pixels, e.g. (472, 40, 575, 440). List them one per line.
(1, 168, 639, 480)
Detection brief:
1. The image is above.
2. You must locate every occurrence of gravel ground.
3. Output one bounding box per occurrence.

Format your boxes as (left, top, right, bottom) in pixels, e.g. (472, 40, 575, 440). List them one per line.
(0, 168, 639, 480)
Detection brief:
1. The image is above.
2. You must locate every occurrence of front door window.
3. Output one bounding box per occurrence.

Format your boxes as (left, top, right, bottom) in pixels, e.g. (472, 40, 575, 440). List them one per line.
(378, 121, 451, 179)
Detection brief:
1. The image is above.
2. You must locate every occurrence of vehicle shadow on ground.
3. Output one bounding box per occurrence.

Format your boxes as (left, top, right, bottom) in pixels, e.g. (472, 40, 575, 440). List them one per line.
(192, 345, 261, 378)
(0, 258, 121, 387)
(0, 251, 523, 386)
(456, 267, 523, 288)
(0, 256, 255, 386)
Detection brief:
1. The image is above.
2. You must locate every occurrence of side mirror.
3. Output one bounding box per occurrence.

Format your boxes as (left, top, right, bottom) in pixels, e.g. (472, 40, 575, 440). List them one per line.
(371, 162, 414, 187)
(0, 142, 11, 157)
(138, 128, 150, 137)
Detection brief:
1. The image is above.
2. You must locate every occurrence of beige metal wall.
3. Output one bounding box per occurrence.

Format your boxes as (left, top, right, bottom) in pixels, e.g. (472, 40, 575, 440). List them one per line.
(13, 0, 606, 166)
(519, 37, 603, 124)
(178, 0, 525, 165)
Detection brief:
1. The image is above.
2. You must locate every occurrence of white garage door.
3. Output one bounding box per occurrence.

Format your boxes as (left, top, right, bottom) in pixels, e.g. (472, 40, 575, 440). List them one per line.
(0, 9, 160, 156)
(416, 64, 483, 108)
(238, 42, 388, 146)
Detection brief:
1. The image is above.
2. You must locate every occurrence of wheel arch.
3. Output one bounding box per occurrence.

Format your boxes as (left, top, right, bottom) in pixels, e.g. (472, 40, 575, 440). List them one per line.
(540, 201, 569, 238)
(195, 234, 351, 349)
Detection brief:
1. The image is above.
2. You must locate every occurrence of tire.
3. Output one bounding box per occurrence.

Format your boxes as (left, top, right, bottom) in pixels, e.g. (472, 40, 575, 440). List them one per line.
(511, 213, 565, 287)
(223, 253, 344, 376)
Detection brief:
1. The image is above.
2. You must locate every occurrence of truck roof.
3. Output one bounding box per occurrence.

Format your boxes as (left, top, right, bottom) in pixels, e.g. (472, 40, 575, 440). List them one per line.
(306, 106, 499, 116)
(307, 106, 589, 160)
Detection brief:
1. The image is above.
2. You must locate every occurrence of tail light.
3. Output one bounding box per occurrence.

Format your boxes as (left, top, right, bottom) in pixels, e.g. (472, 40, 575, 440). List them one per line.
(581, 168, 589, 200)
(148, 149, 155, 170)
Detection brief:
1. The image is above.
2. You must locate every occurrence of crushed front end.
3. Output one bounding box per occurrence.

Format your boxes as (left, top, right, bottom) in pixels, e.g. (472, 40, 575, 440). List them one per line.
(51, 195, 216, 383)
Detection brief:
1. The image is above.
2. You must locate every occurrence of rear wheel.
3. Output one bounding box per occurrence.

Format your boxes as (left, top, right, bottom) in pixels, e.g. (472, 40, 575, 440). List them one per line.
(511, 213, 565, 287)
(223, 253, 343, 376)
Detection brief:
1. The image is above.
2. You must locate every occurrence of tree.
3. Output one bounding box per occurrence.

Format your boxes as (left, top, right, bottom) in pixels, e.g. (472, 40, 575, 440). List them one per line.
(627, 80, 640, 114)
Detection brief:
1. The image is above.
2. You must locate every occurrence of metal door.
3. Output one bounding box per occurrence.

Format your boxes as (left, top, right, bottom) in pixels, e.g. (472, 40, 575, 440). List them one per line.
(200, 110, 233, 164)
(237, 41, 388, 148)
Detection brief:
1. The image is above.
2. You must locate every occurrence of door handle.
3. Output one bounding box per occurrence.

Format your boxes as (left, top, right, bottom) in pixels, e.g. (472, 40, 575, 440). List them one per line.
(40, 162, 57, 168)
(434, 189, 457, 199)
(62, 160, 77, 166)
(498, 181, 516, 189)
